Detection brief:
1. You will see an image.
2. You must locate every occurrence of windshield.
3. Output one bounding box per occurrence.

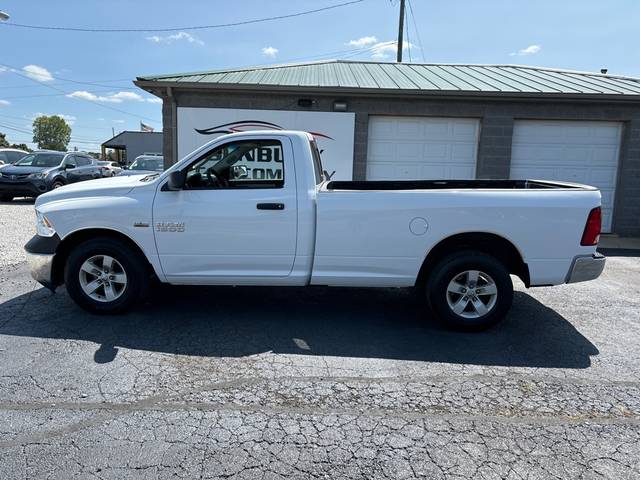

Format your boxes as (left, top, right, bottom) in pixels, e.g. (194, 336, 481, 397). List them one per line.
(129, 157, 163, 172)
(14, 152, 64, 168)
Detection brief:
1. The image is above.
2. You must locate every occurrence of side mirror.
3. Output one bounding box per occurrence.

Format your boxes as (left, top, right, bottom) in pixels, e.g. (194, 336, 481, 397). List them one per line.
(65, 164, 76, 170)
(165, 170, 185, 191)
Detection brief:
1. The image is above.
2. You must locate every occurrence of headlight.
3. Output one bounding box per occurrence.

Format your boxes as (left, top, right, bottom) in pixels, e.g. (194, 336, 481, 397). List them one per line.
(0, 172, 4, 178)
(35, 211, 56, 237)
(28, 172, 47, 179)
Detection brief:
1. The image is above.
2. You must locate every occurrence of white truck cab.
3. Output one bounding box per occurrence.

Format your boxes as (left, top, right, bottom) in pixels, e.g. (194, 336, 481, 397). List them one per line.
(25, 131, 605, 330)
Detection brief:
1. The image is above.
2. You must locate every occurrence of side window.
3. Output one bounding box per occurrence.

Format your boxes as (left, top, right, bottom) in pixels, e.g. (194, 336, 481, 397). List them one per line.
(309, 140, 324, 184)
(184, 139, 284, 190)
(0, 152, 7, 163)
(76, 156, 91, 166)
(63, 155, 77, 167)
(8, 152, 24, 163)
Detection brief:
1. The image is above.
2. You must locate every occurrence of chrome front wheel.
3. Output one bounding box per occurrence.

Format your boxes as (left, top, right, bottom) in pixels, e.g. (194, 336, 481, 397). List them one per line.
(78, 255, 128, 303)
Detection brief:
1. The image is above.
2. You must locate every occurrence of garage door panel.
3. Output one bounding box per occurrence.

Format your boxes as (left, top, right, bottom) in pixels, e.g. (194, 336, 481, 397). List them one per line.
(592, 147, 619, 163)
(369, 119, 395, 139)
(512, 120, 621, 232)
(421, 143, 448, 159)
(452, 143, 477, 161)
(367, 116, 479, 182)
(368, 141, 394, 159)
(397, 120, 423, 137)
(423, 121, 450, 138)
(589, 168, 617, 186)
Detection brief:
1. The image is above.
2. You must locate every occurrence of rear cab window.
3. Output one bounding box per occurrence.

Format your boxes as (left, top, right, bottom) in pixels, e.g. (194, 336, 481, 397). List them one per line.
(309, 139, 324, 185)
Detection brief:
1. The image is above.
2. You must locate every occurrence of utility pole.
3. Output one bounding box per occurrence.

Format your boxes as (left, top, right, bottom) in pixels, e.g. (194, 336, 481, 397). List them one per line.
(396, 0, 405, 62)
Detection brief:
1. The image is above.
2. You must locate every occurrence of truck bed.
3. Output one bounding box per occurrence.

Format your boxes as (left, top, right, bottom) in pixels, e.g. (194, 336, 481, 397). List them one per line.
(325, 179, 594, 191)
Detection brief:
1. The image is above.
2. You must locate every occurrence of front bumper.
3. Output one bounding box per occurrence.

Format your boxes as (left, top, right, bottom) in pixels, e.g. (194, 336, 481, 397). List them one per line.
(25, 251, 56, 291)
(0, 180, 47, 197)
(24, 234, 61, 291)
(566, 253, 606, 284)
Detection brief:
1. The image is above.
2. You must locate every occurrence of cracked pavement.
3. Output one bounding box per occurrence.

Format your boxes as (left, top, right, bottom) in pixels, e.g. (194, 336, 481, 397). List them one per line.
(1, 200, 639, 479)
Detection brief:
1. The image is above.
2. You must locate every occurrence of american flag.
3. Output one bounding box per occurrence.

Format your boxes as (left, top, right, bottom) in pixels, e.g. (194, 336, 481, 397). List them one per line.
(140, 122, 154, 132)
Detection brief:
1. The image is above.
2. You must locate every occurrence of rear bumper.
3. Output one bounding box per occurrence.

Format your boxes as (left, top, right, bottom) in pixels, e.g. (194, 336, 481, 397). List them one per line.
(566, 253, 606, 284)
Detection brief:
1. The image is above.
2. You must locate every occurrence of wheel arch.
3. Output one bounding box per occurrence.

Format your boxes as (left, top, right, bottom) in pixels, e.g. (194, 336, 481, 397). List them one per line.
(416, 232, 530, 287)
(51, 227, 156, 287)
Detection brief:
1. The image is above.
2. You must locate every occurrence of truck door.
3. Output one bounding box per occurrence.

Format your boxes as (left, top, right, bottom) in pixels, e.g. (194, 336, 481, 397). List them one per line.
(152, 136, 298, 281)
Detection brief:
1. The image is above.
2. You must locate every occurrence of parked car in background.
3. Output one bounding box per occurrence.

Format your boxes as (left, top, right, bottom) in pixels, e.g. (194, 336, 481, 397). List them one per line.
(97, 161, 123, 177)
(0, 148, 29, 165)
(0, 150, 101, 201)
(118, 155, 164, 176)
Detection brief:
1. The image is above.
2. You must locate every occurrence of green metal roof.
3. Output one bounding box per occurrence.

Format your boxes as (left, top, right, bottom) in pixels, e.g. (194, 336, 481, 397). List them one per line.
(136, 60, 640, 97)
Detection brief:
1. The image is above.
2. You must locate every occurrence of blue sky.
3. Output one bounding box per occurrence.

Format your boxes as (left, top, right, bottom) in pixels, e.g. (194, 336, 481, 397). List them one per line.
(0, 0, 638, 152)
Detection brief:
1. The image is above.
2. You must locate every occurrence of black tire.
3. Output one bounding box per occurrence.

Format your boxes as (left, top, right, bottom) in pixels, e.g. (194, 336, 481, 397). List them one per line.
(0, 194, 13, 202)
(64, 237, 146, 314)
(51, 179, 66, 189)
(426, 250, 513, 331)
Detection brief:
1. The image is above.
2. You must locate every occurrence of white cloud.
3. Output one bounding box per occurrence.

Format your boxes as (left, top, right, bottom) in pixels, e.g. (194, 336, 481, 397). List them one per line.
(109, 91, 143, 102)
(262, 46, 279, 58)
(66, 90, 146, 103)
(23, 64, 54, 82)
(146, 97, 163, 104)
(0, 99, 10, 106)
(369, 40, 416, 59)
(146, 32, 204, 46)
(113, 119, 125, 124)
(509, 44, 541, 57)
(347, 36, 378, 47)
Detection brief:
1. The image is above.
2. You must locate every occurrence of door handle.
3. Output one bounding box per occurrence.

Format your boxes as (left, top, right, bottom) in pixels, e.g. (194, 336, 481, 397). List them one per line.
(256, 203, 285, 210)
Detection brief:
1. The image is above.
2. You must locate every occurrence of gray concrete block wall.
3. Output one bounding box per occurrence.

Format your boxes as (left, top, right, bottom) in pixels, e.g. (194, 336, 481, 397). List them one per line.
(162, 89, 640, 235)
(615, 116, 640, 236)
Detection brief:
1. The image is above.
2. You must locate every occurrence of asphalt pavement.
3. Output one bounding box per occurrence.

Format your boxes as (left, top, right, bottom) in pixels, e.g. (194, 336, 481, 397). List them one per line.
(0, 199, 639, 479)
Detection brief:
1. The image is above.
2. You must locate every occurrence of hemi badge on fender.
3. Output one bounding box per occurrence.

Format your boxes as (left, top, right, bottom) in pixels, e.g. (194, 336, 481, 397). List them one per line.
(133, 222, 150, 228)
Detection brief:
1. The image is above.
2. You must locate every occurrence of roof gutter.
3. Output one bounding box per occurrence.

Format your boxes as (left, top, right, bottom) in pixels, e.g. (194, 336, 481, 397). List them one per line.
(133, 80, 640, 104)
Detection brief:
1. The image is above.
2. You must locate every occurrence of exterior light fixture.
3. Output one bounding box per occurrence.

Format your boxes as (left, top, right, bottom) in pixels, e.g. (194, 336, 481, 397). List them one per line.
(333, 101, 348, 112)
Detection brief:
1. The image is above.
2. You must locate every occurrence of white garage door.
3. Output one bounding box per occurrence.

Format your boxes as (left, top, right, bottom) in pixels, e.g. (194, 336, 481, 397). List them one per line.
(511, 120, 622, 232)
(367, 116, 480, 180)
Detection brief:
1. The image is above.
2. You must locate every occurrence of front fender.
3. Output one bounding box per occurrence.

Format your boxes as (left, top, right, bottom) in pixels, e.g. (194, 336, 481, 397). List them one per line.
(37, 194, 164, 281)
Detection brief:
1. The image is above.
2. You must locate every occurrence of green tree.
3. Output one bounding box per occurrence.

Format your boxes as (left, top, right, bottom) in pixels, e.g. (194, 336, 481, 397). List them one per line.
(32, 115, 71, 151)
(0, 132, 9, 148)
(10, 143, 31, 152)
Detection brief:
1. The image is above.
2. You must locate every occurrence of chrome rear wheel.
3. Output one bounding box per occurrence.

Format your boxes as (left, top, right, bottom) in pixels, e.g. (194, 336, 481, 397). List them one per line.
(446, 270, 498, 319)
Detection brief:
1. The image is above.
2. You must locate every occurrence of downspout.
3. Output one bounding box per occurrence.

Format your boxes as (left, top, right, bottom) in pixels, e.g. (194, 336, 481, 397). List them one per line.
(166, 86, 178, 169)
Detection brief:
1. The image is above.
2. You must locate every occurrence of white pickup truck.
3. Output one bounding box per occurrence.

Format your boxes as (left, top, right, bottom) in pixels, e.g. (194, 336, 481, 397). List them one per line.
(25, 131, 605, 330)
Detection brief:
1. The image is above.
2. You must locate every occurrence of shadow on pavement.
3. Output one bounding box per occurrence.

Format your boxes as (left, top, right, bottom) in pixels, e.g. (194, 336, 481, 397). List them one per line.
(0, 197, 35, 205)
(598, 247, 640, 258)
(0, 284, 599, 368)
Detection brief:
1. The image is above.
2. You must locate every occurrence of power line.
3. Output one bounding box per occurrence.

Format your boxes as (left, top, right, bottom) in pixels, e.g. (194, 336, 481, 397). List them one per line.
(0, 120, 104, 143)
(407, 0, 425, 62)
(0, 0, 365, 33)
(0, 63, 160, 125)
(405, 2, 412, 62)
(0, 78, 134, 90)
(1, 89, 133, 100)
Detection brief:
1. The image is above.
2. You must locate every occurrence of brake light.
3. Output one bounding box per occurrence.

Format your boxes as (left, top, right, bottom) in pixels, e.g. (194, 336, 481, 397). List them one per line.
(581, 207, 601, 246)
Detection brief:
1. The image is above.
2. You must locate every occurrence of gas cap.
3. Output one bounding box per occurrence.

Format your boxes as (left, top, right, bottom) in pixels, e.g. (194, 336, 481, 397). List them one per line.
(409, 217, 429, 236)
